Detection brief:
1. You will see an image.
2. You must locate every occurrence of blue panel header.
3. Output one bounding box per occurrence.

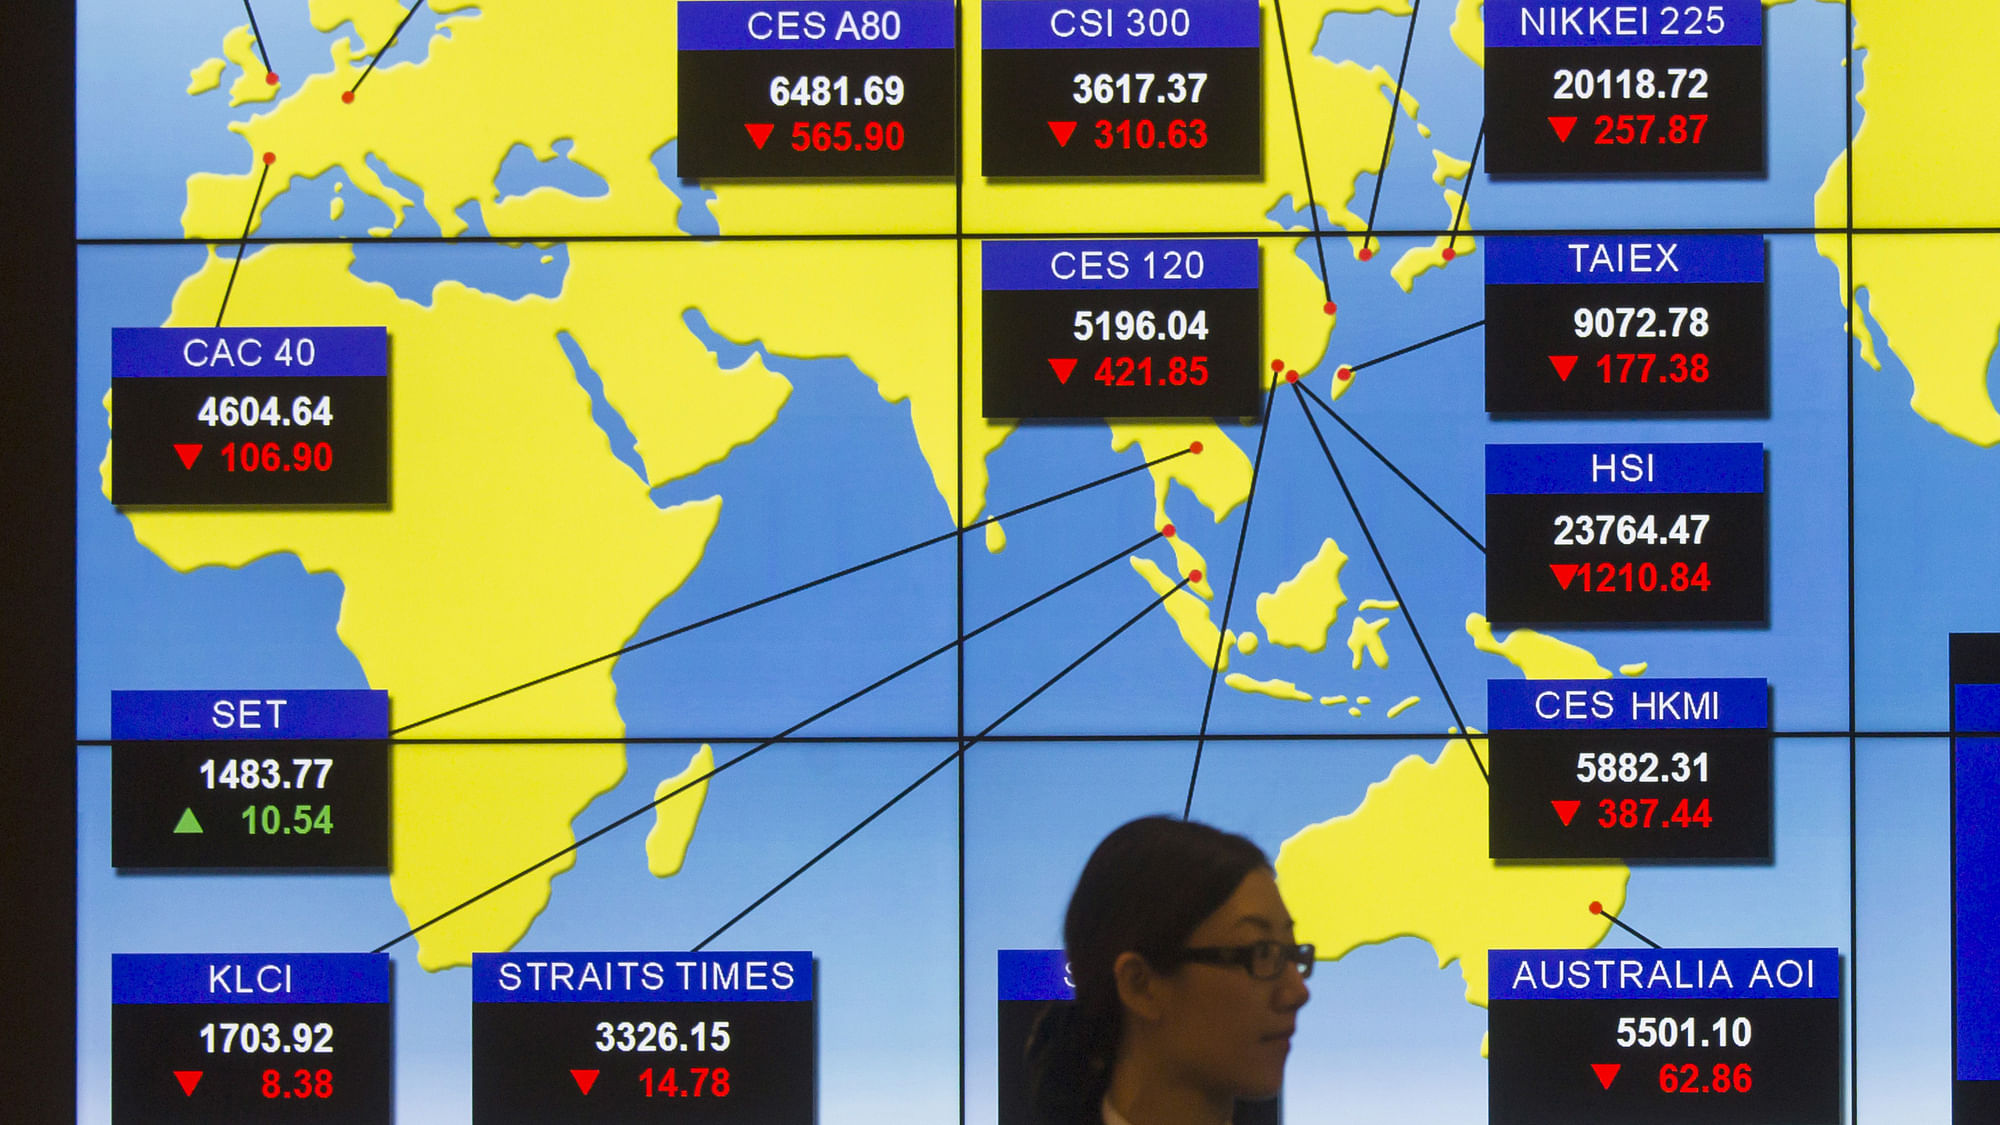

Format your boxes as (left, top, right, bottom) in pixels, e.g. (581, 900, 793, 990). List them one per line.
(1490, 948, 1839, 1000)
(679, 1, 956, 50)
(1959, 740, 2000, 1080)
(1486, 443, 1764, 495)
(112, 328, 388, 378)
(983, 240, 1257, 291)
(999, 949, 1074, 1001)
(113, 954, 389, 1005)
(1490, 678, 1768, 730)
(984, 0, 1260, 49)
(111, 690, 389, 740)
(1486, 235, 1763, 285)
(1960, 685, 2000, 735)
(472, 952, 813, 1002)
(1486, 1, 1762, 47)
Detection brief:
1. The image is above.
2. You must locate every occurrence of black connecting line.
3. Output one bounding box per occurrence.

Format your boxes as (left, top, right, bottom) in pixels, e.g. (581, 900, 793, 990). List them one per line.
(1269, 0, 1332, 299)
(1597, 904, 1663, 949)
(693, 577, 1189, 951)
(393, 447, 1195, 734)
(240, 0, 274, 78)
(1443, 120, 1486, 256)
(214, 157, 274, 327)
(1346, 318, 1484, 374)
(346, 0, 428, 98)
(1184, 378, 1283, 819)
(371, 529, 1164, 953)
(1359, 0, 1425, 257)
(1290, 383, 1487, 781)
(1293, 381, 1485, 554)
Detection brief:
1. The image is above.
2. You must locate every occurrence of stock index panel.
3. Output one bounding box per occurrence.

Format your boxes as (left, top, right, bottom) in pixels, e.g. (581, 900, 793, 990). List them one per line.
(68, 0, 2000, 1122)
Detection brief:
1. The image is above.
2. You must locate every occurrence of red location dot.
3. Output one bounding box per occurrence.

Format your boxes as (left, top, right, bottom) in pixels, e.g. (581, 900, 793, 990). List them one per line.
(266, 72, 279, 86)
(1270, 359, 1285, 372)
(1188, 569, 1204, 583)
(1589, 900, 1604, 915)
(1335, 366, 1353, 382)
(262, 152, 276, 165)
(1358, 246, 1375, 262)
(1162, 524, 1177, 538)
(1285, 371, 1298, 384)
(1323, 301, 1337, 315)
(341, 90, 356, 104)
(1441, 247, 1457, 261)
(1189, 441, 1203, 454)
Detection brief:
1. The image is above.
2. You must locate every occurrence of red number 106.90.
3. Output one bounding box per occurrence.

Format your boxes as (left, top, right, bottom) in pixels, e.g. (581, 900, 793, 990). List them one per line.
(221, 441, 333, 472)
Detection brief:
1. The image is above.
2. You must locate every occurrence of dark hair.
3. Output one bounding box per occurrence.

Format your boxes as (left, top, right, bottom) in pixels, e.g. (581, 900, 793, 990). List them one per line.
(1025, 816, 1270, 1125)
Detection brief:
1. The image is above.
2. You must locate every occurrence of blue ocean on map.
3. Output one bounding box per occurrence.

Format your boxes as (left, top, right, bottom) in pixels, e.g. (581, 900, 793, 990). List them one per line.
(72, 1, 1990, 1121)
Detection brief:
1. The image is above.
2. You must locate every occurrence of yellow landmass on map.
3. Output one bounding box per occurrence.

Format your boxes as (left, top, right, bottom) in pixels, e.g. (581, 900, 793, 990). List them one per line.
(647, 745, 714, 878)
(1391, 188, 1474, 292)
(1237, 632, 1260, 655)
(309, 0, 415, 53)
(187, 1, 665, 241)
(191, 0, 1420, 535)
(1165, 531, 1215, 600)
(217, 26, 280, 107)
(187, 57, 226, 96)
(1620, 662, 1649, 677)
(1814, 0, 2000, 446)
(1346, 614, 1393, 669)
(112, 243, 767, 969)
(698, 242, 968, 518)
(1277, 612, 1634, 1049)
(141, 0, 1489, 970)
(177, 1, 978, 511)
(121, 240, 957, 971)
(1256, 538, 1349, 652)
(1385, 695, 1419, 718)
(1276, 735, 1625, 1023)
(1466, 613, 1613, 678)
(1449, 0, 1484, 66)
(1131, 556, 1229, 672)
(1107, 422, 1252, 528)
(1225, 673, 1314, 703)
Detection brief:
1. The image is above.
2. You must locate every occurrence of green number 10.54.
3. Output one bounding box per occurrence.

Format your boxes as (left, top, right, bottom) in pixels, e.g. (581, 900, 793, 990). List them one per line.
(242, 804, 334, 835)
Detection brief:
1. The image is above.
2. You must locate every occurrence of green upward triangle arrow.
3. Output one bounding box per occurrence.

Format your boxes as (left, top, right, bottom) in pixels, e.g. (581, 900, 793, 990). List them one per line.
(173, 808, 204, 835)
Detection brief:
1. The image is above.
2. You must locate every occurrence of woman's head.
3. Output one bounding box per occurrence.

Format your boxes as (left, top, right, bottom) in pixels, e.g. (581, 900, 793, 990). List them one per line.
(1030, 817, 1311, 1122)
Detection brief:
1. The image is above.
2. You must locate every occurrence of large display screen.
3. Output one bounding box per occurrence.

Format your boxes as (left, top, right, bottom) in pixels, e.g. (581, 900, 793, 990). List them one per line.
(25, 0, 2000, 1121)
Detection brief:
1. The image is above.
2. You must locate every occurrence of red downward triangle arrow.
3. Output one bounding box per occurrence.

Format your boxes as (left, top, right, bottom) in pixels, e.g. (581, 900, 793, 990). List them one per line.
(174, 1071, 203, 1097)
(1048, 120, 1078, 147)
(1552, 799, 1582, 826)
(571, 1069, 600, 1095)
(1549, 355, 1579, 381)
(1592, 1062, 1622, 1090)
(1549, 563, 1583, 591)
(1048, 358, 1078, 384)
(174, 443, 203, 469)
(1549, 116, 1579, 143)
(744, 123, 775, 149)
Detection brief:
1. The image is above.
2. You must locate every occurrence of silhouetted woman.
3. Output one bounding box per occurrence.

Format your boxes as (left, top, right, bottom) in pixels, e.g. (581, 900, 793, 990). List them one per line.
(1026, 816, 1314, 1125)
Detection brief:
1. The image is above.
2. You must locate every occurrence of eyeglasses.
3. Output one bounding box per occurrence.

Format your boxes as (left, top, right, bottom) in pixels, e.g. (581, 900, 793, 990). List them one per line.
(1172, 941, 1316, 980)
